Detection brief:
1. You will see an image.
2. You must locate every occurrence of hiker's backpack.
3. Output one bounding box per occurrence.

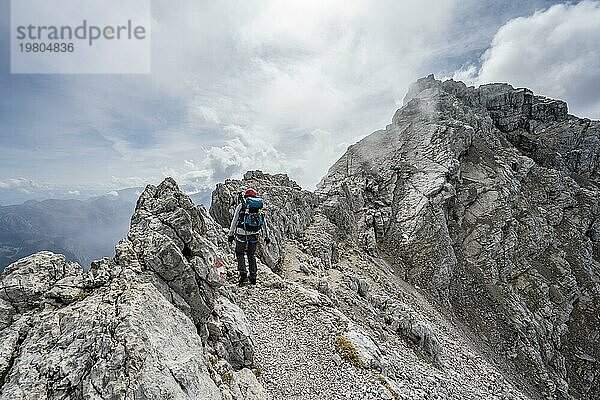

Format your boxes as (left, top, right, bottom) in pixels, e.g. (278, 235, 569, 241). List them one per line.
(238, 196, 264, 233)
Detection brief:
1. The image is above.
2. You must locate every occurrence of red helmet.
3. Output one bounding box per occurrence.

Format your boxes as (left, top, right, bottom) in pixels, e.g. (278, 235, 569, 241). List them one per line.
(244, 188, 257, 197)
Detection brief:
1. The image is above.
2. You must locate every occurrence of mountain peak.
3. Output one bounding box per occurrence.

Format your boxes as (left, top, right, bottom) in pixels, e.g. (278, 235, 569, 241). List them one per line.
(402, 75, 569, 131)
(319, 75, 599, 398)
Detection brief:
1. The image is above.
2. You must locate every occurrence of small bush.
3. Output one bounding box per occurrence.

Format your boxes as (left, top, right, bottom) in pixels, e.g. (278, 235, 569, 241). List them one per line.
(73, 289, 90, 302)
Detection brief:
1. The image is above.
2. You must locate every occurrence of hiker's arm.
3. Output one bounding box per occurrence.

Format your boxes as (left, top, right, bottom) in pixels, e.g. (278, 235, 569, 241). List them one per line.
(228, 203, 243, 236)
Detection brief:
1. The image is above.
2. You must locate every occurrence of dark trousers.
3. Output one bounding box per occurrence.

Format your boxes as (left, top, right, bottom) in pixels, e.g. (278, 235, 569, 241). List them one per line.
(235, 238, 257, 279)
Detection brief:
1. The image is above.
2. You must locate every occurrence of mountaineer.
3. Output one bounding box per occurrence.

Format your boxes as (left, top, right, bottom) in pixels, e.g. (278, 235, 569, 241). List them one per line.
(228, 188, 270, 285)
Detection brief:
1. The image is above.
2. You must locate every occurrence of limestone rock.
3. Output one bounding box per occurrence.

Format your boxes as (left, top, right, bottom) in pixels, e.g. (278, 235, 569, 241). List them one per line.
(0, 254, 222, 400)
(345, 326, 388, 372)
(0, 252, 82, 313)
(207, 296, 254, 369)
(319, 75, 600, 399)
(0, 178, 260, 399)
(124, 178, 230, 331)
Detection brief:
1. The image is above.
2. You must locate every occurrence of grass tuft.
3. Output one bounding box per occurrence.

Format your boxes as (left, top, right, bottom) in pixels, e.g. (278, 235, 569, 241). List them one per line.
(252, 363, 262, 377)
(376, 373, 401, 400)
(221, 371, 233, 386)
(334, 335, 364, 369)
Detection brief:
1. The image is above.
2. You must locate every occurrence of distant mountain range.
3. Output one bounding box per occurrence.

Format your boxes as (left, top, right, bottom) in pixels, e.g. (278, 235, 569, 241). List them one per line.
(0, 189, 140, 270)
(0, 186, 214, 271)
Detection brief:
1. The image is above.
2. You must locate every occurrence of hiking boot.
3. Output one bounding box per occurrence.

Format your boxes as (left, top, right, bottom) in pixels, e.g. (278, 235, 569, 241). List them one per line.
(249, 276, 257, 285)
(238, 275, 248, 286)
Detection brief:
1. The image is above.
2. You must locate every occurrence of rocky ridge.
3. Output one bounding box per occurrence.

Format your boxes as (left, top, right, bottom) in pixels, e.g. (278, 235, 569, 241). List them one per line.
(0, 76, 598, 400)
(211, 171, 529, 399)
(0, 179, 261, 399)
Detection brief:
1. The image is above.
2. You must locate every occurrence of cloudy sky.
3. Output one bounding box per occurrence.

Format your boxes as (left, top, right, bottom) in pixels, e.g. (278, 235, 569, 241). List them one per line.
(1, 0, 598, 205)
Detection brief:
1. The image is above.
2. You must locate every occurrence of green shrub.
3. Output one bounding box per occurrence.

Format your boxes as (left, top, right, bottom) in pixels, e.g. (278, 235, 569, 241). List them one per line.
(73, 289, 90, 302)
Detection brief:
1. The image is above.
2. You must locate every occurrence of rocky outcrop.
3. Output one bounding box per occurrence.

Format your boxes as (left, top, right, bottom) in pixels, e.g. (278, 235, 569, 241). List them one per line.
(318, 75, 600, 399)
(0, 178, 260, 400)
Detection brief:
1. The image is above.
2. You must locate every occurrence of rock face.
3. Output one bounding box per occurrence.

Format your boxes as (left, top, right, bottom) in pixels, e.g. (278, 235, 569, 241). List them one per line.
(1, 76, 598, 400)
(0, 178, 260, 400)
(318, 75, 600, 399)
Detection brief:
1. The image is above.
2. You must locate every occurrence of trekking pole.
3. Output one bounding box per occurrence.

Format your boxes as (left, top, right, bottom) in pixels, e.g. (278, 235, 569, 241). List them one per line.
(244, 210, 248, 251)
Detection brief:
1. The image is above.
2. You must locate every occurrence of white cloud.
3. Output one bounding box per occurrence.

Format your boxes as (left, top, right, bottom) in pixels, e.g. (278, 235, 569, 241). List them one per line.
(10, 0, 554, 199)
(110, 176, 152, 188)
(455, 1, 600, 118)
(194, 106, 221, 125)
(0, 178, 42, 190)
(74, 0, 463, 192)
(156, 123, 287, 193)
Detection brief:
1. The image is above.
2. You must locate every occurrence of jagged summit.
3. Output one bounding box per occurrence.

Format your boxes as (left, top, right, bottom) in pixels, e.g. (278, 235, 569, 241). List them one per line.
(404, 74, 569, 122)
(401, 75, 597, 178)
(0, 76, 598, 400)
